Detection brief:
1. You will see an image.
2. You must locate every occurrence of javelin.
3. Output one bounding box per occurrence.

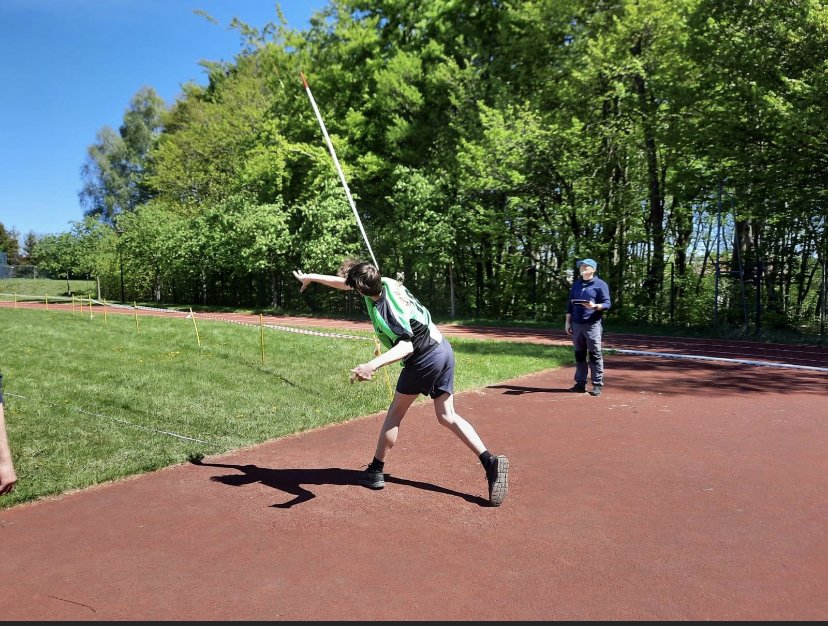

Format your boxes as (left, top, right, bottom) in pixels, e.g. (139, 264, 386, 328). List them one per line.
(300, 72, 380, 271)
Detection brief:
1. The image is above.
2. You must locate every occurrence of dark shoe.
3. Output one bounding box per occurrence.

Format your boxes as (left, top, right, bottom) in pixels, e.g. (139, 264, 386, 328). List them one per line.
(568, 383, 587, 393)
(358, 467, 385, 489)
(486, 455, 509, 507)
(588, 385, 602, 397)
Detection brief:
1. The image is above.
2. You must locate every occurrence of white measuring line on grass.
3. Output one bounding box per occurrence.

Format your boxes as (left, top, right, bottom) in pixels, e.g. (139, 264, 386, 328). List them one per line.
(612, 349, 828, 373)
(94, 301, 372, 342)
(5, 303, 370, 446)
(5, 392, 219, 446)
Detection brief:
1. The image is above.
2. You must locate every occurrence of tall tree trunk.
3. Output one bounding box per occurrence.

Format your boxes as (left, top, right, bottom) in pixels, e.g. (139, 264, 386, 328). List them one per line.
(449, 263, 456, 319)
(632, 36, 665, 312)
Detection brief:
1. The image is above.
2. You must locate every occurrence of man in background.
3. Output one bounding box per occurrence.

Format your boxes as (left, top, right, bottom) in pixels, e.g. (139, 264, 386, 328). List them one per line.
(565, 258, 612, 396)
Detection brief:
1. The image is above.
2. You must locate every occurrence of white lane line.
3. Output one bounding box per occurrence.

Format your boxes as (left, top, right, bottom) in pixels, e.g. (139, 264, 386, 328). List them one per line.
(613, 349, 828, 373)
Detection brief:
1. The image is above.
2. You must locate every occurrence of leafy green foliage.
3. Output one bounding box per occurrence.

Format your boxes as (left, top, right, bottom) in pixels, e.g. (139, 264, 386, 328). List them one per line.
(60, 0, 827, 334)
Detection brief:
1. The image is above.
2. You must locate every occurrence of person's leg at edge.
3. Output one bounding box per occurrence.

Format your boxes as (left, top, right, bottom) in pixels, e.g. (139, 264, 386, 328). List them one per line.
(433, 392, 509, 506)
(358, 391, 418, 489)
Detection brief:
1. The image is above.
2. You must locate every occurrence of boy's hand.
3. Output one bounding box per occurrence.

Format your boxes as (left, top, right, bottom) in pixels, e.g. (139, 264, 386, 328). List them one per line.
(350, 363, 375, 383)
(293, 270, 312, 293)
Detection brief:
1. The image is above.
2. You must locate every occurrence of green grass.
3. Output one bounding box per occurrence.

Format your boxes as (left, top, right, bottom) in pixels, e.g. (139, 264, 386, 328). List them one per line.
(0, 277, 97, 301)
(0, 306, 570, 508)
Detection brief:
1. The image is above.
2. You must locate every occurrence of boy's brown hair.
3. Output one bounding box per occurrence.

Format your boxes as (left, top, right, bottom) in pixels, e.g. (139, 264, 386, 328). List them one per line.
(338, 259, 382, 296)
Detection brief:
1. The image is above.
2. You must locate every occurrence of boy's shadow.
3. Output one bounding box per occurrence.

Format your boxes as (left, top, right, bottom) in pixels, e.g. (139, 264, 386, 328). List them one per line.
(488, 384, 571, 395)
(190, 459, 488, 508)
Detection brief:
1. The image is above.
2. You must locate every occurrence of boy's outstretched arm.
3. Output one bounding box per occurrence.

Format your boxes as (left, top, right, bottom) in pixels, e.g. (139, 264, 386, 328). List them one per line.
(293, 270, 350, 292)
(350, 340, 414, 382)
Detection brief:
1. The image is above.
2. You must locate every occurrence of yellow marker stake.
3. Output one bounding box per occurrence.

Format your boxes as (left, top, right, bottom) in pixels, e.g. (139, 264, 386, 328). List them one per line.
(134, 302, 139, 332)
(14, 292, 17, 308)
(45, 294, 49, 310)
(72, 295, 75, 314)
(103, 298, 107, 323)
(259, 314, 265, 365)
(189, 307, 202, 350)
(89, 296, 94, 319)
(374, 337, 394, 402)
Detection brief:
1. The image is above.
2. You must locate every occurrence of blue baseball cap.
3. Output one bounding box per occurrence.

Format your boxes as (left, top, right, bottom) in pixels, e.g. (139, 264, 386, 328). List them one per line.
(578, 258, 597, 269)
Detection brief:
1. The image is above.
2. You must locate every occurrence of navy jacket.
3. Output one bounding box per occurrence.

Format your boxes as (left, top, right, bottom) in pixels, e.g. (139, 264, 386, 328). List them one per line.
(566, 276, 612, 324)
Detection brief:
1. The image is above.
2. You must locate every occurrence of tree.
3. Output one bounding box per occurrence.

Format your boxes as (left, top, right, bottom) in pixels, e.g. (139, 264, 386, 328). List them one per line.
(80, 86, 165, 224)
(686, 0, 828, 326)
(21, 232, 39, 264)
(0, 223, 20, 265)
(71, 217, 117, 299)
(32, 233, 81, 294)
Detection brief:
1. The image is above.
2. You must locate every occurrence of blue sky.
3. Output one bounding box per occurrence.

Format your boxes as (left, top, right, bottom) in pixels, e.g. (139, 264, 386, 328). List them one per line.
(0, 0, 327, 247)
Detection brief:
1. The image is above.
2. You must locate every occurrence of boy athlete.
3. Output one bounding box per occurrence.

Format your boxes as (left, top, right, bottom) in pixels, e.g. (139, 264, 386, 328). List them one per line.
(294, 260, 509, 506)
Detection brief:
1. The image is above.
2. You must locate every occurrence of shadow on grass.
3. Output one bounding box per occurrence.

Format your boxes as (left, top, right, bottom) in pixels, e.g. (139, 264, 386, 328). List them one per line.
(190, 459, 488, 508)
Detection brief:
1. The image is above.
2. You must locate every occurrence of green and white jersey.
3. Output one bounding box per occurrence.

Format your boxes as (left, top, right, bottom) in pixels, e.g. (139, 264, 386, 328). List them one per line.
(364, 278, 444, 360)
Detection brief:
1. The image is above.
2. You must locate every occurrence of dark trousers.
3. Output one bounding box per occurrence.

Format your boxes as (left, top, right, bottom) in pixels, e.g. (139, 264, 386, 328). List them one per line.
(572, 321, 604, 386)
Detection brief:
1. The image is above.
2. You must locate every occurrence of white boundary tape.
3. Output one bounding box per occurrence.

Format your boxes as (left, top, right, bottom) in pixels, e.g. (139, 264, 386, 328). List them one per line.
(613, 348, 828, 373)
(95, 301, 374, 342)
(6, 297, 823, 368)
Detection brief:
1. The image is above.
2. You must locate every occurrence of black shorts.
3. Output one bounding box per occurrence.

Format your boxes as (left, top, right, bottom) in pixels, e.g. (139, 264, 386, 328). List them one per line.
(396, 339, 455, 398)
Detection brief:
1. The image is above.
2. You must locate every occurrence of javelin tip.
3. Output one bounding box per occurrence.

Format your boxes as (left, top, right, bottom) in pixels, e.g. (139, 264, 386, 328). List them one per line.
(300, 71, 309, 89)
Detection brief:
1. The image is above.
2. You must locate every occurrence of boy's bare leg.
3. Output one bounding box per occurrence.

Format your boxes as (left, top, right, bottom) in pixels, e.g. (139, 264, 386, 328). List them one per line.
(373, 391, 418, 461)
(433, 392, 509, 506)
(432, 393, 486, 455)
(358, 392, 417, 490)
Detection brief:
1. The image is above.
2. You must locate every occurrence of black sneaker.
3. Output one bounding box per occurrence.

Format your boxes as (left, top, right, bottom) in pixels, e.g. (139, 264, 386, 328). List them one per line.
(358, 467, 385, 489)
(568, 383, 587, 393)
(486, 455, 509, 507)
(588, 385, 602, 397)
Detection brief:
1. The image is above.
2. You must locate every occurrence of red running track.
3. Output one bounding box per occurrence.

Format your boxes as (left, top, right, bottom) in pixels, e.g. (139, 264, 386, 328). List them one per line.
(1, 302, 827, 619)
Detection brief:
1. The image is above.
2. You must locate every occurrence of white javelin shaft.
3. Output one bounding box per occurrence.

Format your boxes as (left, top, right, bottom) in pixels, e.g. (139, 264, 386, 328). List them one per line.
(301, 72, 380, 271)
